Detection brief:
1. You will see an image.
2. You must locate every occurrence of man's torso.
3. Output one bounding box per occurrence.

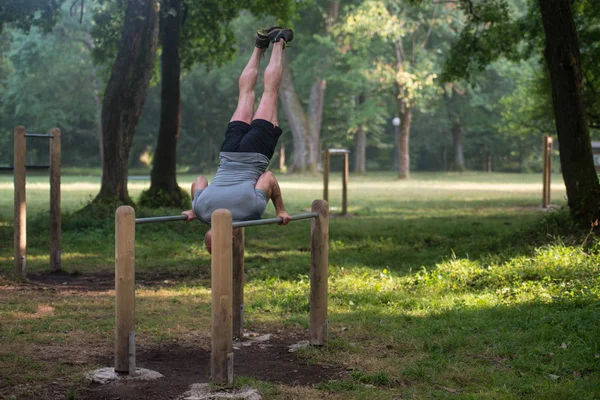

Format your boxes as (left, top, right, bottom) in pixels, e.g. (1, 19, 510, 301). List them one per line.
(193, 152, 269, 223)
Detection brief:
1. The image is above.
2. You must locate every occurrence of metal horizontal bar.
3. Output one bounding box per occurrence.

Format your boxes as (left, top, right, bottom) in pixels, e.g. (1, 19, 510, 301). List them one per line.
(232, 212, 318, 228)
(135, 212, 319, 227)
(0, 165, 50, 170)
(25, 133, 54, 138)
(136, 214, 188, 225)
(326, 149, 350, 155)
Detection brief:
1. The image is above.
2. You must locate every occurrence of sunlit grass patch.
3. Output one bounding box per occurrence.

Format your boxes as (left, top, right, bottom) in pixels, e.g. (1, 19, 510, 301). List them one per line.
(2, 172, 600, 399)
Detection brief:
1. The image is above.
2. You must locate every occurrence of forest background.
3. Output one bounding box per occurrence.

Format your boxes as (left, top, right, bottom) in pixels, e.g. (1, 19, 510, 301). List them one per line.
(0, 0, 598, 182)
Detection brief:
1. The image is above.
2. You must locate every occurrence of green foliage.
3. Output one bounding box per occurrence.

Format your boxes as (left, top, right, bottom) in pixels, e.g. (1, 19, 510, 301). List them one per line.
(91, 0, 300, 71)
(441, 0, 525, 82)
(0, 0, 64, 34)
(0, 6, 99, 167)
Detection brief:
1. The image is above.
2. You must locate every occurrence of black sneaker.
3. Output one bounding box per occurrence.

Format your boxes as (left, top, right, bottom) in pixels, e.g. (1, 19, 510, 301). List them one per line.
(255, 26, 282, 49)
(268, 28, 294, 47)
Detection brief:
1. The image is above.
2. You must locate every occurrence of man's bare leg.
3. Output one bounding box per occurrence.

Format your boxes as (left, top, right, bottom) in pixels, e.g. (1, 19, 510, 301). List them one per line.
(230, 47, 265, 124)
(191, 175, 208, 196)
(252, 41, 284, 126)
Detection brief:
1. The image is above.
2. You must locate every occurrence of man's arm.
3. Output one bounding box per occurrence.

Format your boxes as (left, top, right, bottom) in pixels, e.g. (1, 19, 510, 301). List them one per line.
(256, 171, 291, 224)
(181, 209, 196, 223)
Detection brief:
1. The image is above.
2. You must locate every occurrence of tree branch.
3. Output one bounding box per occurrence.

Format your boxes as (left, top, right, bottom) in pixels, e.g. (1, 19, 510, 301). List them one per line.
(419, 3, 439, 51)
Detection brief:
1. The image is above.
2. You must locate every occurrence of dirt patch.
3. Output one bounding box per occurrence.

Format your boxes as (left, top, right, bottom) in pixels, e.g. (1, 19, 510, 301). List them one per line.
(2, 271, 208, 292)
(79, 334, 345, 400)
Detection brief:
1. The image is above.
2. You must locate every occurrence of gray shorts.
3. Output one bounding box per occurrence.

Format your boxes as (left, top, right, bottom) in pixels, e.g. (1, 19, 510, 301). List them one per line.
(192, 185, 268, 225)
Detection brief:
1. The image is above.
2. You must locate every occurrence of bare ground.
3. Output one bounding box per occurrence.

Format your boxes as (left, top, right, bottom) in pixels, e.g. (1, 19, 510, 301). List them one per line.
(1, 272, 347, 400)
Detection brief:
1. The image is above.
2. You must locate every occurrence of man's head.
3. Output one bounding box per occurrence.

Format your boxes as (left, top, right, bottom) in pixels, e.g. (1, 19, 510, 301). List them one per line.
(204, 229, 212, 254)
(204, 228, 240, 254)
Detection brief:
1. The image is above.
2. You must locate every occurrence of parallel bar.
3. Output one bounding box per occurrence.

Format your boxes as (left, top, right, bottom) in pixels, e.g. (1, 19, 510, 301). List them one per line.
(323, 150, 330, 203)
(49, 128, 61, 272)
(136, 215, 188, 224)
(115, 206, 136, 373)
(232, 227, 245, 340)
(26, 165, 50, 169)
(232, 212, 318, 228)
(135, 212, 319, 226)
(25, 133, 54, 138)
(14, 126, 26, 278)
(0, 165, 50, 171)
(342, 152, 348, 215)
(310, 200, 329, 346)
(211, 209, 233, 386)
(328, 149, 350, 155)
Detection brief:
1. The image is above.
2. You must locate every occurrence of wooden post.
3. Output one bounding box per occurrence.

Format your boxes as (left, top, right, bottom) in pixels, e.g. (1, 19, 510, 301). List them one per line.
(342, 152, 348, 215)
(115, 206, 136, 374)
(232, 227, 245, 340)
(13, 126, 26, 278)
(49, 128, 61, 272)
(310, 200, 329, 346)
(211, 209, 233, 386)
(542, 136, 553, 208)
(323, 150, 330, 203)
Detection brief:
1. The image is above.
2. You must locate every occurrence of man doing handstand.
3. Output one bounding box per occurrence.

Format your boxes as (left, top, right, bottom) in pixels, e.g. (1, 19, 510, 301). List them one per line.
(182, 27, 294, 252)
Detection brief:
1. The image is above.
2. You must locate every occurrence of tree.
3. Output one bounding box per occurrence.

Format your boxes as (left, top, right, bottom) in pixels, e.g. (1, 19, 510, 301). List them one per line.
(0, 0, 64, 34)
(338, 0, 450, 179)
(1, 11, 99, 166)
(538, 0, 600, 218)
(94, 0, 159, 205)
(443, 0, 600, 219)
(140, 0, 187, 207)
(279, 0, 340, 173)
(139, 0, 296, 208)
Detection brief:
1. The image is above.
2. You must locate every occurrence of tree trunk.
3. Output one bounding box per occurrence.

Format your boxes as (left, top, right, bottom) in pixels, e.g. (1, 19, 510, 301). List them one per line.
(279, 1, 339, 173)
(139, 0, 189, 208)
(87, 36, 103, 170)
(397, 101, 412, 179)
(94, 0, 159, 205)
(305, 1, 339, 173)
(280, 54, 308, 172)
(451, 120, 465, 172)
(538, 0, 600, 219)
(307, 77, 325, 173)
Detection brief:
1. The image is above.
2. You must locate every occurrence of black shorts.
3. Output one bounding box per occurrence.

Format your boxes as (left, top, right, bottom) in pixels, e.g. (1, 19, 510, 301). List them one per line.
(220, 119, 283, 160)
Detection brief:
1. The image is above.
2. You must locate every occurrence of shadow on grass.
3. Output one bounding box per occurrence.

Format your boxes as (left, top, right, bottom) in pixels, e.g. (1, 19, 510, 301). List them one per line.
(311, 297, 600, 399)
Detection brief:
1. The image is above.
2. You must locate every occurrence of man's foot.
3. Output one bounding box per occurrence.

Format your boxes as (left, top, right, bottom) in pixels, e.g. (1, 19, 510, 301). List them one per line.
(255, 26, 282, 49)
(268, 28, 294, 49)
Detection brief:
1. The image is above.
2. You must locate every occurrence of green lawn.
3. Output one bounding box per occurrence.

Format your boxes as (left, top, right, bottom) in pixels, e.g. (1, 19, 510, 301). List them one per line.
(1, 171, 599, 399)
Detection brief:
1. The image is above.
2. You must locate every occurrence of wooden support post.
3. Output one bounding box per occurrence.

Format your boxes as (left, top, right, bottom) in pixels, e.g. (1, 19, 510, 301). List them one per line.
(542, 136, 553, 208)
(13, 126, 26, 278)
(310, 200, 329, 346)
(49, 128, 61, 272)
(115, 206, 136, 374)
(232, 227, 245, 340)
(342, 152, 348, 215)
(211, 209, 233, 386)
(323, 150, 330, 203)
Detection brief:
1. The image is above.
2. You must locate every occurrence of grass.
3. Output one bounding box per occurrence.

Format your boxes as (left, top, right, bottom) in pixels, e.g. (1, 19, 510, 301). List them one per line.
(1, 170, 599, 399)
